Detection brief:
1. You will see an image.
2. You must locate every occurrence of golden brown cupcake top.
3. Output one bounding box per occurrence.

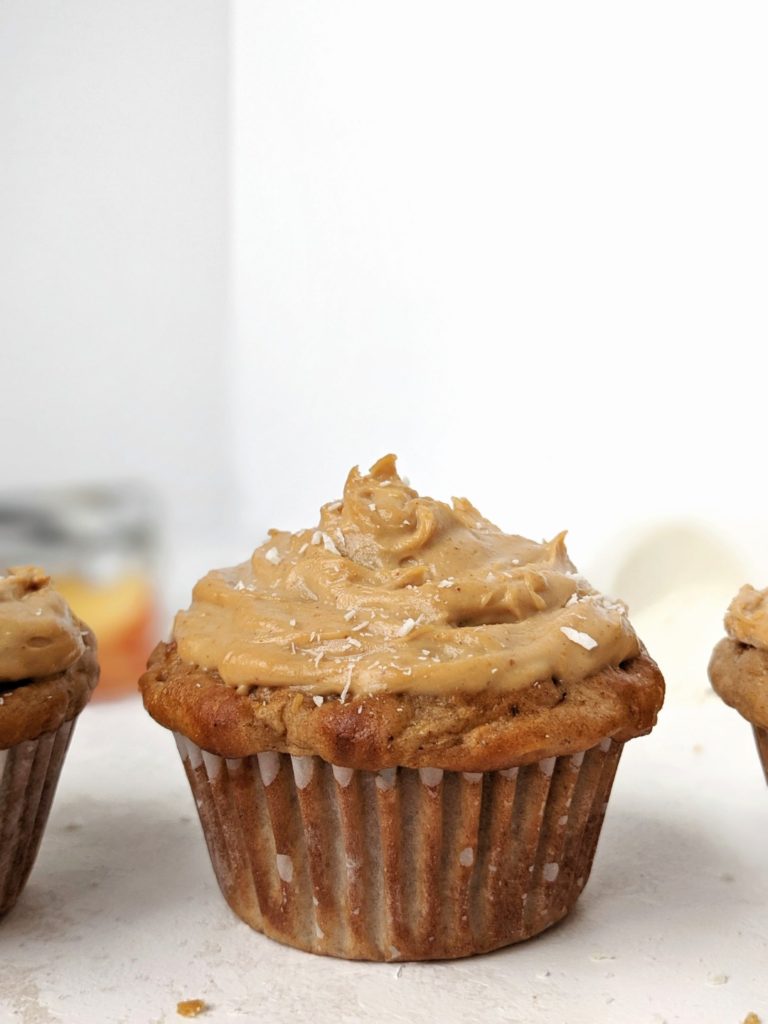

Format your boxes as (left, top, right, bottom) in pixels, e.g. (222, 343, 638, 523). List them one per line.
(0, 566, 86, 682)
(709, 583, 768, 729)
(174, 455, 641, 698)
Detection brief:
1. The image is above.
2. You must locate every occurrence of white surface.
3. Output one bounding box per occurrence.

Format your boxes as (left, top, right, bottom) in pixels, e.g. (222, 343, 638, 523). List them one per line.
(1, 694, 766, 1024)
(232, 0, 768, 550)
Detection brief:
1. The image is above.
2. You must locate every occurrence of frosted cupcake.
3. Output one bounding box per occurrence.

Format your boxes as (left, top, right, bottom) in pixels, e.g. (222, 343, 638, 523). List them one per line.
(140, 456, 664, 960)
(709, 584, 768, 783)
(0, 566, 98, 916)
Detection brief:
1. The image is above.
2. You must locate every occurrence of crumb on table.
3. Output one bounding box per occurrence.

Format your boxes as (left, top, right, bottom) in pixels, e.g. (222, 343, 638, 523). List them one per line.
(177, 999, 207, 1018)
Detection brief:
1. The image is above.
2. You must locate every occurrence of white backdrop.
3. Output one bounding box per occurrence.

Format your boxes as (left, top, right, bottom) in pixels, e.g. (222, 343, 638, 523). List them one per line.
(232, 1, 768, 621)
(1, 0, 232, 537)
(3, 1, 768, 660)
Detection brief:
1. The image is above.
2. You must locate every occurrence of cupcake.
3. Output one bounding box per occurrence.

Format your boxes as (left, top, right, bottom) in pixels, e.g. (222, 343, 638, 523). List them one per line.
(140, 456, 664, 960)
(709, 584, 768, 783)
(0, 566, 99, 916)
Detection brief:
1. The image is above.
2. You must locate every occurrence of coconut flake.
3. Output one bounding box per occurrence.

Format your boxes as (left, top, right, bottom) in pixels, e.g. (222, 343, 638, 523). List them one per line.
(264, 547, 281, 565)
(344, 609, 356, 621)
(312, 695, 324, 707)
(560, 626, 598, 650)
(396, 617, 418, 637)
(437, 578, 454, 589)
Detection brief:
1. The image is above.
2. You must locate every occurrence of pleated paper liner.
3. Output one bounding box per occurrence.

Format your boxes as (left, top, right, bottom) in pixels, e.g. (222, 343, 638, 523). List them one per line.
(174, 733, 623, 961)
(753, 726, 768, 785)
(0, 719, 76, 917)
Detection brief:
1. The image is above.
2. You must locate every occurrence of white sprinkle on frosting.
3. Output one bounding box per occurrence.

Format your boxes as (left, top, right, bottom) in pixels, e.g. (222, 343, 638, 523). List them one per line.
(320, 532, 340, 555)
(560, 626, 598, 650)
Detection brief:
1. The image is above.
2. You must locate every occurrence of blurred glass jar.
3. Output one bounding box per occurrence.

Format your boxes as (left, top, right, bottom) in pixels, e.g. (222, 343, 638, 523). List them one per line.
(0, 485, 159, 699)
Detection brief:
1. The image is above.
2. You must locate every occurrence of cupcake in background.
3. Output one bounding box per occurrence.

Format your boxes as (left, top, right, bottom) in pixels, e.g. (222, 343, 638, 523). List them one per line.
(709, 585, 768, 783)
(0, 485, 157, 699)
(141, 456, 664, 961)
(0, 566, 99, 916)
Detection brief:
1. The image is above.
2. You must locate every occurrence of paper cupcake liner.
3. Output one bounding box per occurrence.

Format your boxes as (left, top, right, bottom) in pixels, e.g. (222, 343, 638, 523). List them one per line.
(753, 726, 768, 785)
(175, 733, 623, 961)
(0, 719, 76, 917)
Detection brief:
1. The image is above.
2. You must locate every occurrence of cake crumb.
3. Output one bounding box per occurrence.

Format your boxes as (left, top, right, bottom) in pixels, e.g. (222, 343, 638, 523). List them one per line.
(177, 999, 207, 1018)
(743, 1014, 761, 1024)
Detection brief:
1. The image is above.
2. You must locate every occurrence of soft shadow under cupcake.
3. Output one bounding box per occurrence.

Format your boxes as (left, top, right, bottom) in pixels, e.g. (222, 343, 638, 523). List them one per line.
(5, 795, 210, 937)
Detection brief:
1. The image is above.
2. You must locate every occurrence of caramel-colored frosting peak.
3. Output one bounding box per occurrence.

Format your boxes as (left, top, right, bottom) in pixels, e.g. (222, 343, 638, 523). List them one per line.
(0, 566, 86, 682)
(174, 456, 641, 697)
(725, 584, 768, 650)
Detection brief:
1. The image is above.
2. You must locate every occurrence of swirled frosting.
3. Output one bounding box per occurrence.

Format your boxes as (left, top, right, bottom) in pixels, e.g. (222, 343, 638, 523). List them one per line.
(174, 456, 641, 697)
(0, 566, 86, 682)
(724, 584, 768, 650)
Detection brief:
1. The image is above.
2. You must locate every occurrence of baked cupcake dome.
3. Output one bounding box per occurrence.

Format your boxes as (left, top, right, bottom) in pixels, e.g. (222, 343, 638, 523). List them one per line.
(709, 584, 768, 783)
(140, 456, 664, 960)
(0, 566, 99, 916)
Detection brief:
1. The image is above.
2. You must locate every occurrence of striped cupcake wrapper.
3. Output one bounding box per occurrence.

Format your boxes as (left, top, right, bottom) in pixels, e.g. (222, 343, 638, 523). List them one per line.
(174, 735, 623, 960)
(0, 719, 76, 917)
(753, 726, 768, 785)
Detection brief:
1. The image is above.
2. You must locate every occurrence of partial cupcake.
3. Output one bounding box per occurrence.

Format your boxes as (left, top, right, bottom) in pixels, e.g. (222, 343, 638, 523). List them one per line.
(709, 584, 768, 783)
(140, 456, 664, 960)
(0, 566, 99, 916)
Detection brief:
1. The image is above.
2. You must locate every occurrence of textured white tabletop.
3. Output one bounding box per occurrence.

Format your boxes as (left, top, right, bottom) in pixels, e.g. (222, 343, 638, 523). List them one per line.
(1, 689, 766, 1024)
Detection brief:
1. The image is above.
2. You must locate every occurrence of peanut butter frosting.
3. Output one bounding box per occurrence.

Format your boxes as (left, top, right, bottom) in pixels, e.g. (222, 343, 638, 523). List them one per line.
(174, 456, 641, 698)
(724, 584, 768, 650)
(709, 583, 768, 731)
(0, 566, 86, 683)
